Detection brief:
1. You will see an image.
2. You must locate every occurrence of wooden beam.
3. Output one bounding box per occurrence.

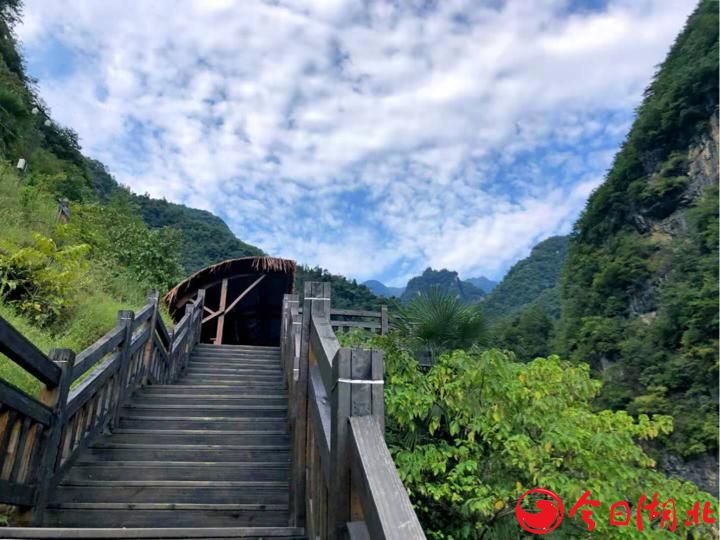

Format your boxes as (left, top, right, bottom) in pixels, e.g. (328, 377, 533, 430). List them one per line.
(202, 275, 266, 324)
(224, 275, 266, 315)
(214, 279, 228, 345)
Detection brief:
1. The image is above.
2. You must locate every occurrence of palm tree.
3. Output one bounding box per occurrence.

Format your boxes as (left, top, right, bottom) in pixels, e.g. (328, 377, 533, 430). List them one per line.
(395, 288, 486, 360)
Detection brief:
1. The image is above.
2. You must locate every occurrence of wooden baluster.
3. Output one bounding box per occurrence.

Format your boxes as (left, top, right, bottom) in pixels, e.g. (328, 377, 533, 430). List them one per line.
(110, 310, 134, 430)
(30, 348, 75, 526)
(141, 291, 159, 385)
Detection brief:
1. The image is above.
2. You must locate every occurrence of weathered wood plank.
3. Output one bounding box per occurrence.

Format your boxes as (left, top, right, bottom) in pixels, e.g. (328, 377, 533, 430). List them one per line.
(308, 365, 331, 481)
(0, 318, 61, 386)
(155, 315, 172, 348)
(0, 379, 52, 426)
(72, 325, 124, 380)
(346, 521, 371, 540)
(349, 416, 426, 540)
(330, 309, 381, 318)
(66, 352, 121, 417)
(32, 348, 76, 524)
(0, 478, 34, 506)
(331, 321, 381, 330)
(131, 303, 154, 331)
(214, 278, 229, 344)
(310, 315, 339, 393)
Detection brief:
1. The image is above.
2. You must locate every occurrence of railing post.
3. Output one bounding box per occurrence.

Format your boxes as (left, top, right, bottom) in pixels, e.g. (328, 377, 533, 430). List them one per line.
(141, 291, 159, 385)
(31, 348, 75, 525)
(110, 310, 134, 430)
(195, 289, 206, 345)
(330, 347, 384, 537)
(290, 281, 330, 528)
(380, 305, 388, 335)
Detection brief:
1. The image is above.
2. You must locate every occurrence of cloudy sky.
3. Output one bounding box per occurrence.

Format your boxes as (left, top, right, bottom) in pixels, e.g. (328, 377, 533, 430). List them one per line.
(19, 0, 695, 285)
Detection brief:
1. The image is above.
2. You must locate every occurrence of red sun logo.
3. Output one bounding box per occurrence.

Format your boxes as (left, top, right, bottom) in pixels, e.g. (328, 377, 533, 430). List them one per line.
(515, 488, 565, 535)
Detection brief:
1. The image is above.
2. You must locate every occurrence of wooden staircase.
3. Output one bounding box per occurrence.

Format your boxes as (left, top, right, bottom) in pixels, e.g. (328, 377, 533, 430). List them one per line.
(1, 283, 425, 539)
(10, 344, 305, 539)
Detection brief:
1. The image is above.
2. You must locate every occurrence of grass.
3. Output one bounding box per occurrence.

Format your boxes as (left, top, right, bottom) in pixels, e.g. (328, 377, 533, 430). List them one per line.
(0, 165, 156, 397)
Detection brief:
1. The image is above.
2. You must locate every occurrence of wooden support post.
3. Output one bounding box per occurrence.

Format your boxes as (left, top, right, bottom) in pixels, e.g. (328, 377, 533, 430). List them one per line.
(330, 348, 384, 537)
(290, 281, 330, 528)
(31, 348, 75, 526)
(195, 289, 206, 345)
(380, 306, 388, 335)
(215, 278, 228, 345)
(110, 310, 134, 431)
(142, 291, 159, 385)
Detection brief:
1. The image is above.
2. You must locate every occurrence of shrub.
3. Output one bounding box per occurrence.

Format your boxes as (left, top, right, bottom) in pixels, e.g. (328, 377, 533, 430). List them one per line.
(0, 232, 89, 325)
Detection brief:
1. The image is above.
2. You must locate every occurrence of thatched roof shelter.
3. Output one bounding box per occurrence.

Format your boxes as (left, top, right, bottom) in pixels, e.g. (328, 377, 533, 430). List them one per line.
(165, 256, 296, 346)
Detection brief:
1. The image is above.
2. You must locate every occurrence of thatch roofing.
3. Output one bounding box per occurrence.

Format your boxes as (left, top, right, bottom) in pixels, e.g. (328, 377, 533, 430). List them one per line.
(164, 256, 296, 314)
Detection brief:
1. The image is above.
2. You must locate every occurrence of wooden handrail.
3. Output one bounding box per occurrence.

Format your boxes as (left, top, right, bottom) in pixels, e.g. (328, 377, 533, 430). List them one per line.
(280, 283, 424, 539)
(0, 288, 206, 524)
(298, 306, 389, 335)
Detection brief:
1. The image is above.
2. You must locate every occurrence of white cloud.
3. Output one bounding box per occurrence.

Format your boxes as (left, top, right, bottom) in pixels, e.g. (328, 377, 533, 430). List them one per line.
(18, 0, 695, 282)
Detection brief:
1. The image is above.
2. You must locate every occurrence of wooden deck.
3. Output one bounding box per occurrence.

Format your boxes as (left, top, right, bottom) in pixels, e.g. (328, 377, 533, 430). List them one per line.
(0, 283, 424, 539)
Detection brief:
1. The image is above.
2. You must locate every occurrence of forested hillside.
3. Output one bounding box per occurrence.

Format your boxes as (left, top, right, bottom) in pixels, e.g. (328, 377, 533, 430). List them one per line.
(482, 235, 568, 320)
(401, 268, 484, 304)
(87, 160, 264, 273)
(558, 0, 718, 480)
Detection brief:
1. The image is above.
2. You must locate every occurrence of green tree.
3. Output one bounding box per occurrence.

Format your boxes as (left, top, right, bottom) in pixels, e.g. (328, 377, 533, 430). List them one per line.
(396, 289, 486, 358)
(377, 339, 717, 539)
(491, 302, 554, 361)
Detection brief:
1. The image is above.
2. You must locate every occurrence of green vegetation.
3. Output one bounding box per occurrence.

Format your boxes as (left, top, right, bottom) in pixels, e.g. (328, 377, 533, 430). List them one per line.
(402, 268, 485, 304)
(395, 289, 486, 358)
(295, 265, 382, 310)
(0, 2, 183, 397)
(558, 0, 718, 459)
(482, 236, 568, 321)
(346, 303, 716, 538)
(86, 159, 265, 275)
(490, 302, 554, 362)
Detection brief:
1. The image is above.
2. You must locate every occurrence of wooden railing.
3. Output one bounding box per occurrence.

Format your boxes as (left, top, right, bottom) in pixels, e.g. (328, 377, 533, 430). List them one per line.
(299, 306, 389, 335)
(0, 289, 205, 524)
(281, 282, 425, 540)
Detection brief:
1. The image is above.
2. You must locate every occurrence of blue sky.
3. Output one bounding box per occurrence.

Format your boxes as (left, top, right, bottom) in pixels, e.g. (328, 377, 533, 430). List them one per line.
(19, 0, 695, 286)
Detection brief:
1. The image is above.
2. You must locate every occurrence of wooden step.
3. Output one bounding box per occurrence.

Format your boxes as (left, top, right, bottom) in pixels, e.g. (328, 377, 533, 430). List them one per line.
(175, 379, 285, 387)
(82, 442, 290, 463)
(195, 345, 280, 352)
(122, 404, 288, 418)
(142, 385, 287, 395)
(186, 367, 283, 377)
(119, 416, 288, 431)
(44, 503, 289, 528)
(192, 350, 281, 357)
(96, 431, 289, 447)
(180, 374, 284, 383)
(0, 526, 306, 538)
(188, 360, 283, 375)
(51, 480, 289, 504)
(133, 392, 287, 405)
(67, 461, 290, 482)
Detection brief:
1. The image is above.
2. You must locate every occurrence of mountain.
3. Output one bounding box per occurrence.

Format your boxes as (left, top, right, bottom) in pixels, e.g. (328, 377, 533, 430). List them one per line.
(363, 280, 405, 298)
(557, 0, 718, 482)
(482, 236, 569, 320)
(465, 276, 497, 294)
(87, 161, 265, 274)
(401, 268, 485, 304)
